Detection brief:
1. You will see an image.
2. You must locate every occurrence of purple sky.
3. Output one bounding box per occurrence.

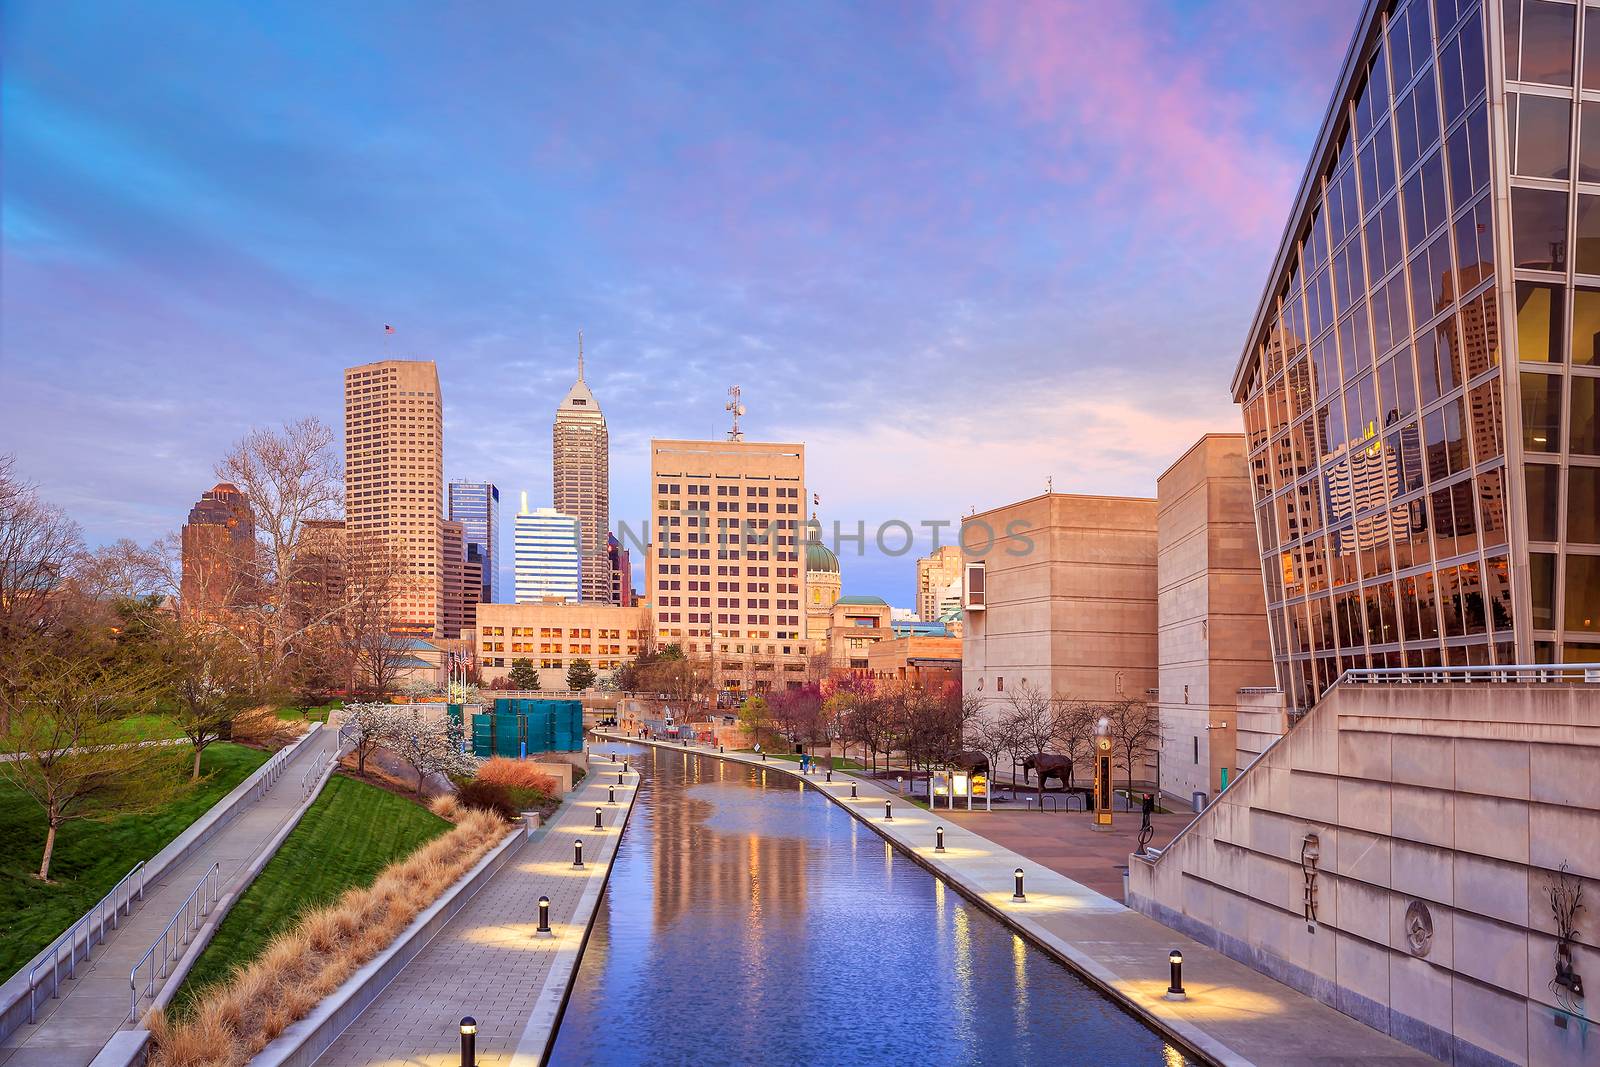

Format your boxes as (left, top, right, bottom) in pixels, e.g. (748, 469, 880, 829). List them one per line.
(1, 0, 1356, 603)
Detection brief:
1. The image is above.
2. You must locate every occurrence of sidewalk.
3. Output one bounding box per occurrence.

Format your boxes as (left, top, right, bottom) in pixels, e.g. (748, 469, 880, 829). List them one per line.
(0, 729, 340, 1067)
(598, 732, 1437, 1067)
(312, 753, 636, 1067)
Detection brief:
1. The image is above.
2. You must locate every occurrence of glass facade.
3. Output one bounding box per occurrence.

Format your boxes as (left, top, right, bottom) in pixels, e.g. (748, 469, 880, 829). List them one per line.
(1236, 0, 1600, 712)
(448, 480, 500, 604)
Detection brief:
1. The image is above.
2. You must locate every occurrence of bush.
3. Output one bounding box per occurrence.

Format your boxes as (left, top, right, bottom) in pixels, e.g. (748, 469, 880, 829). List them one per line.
(427, 793, 462, 822)
(455, 780, 518, 820)
(474, 757, 559, 794)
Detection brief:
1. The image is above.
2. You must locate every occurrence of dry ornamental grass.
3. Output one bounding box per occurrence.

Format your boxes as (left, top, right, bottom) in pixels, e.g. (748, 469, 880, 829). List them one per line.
(473, 756, 559, 793)
(148, 809, 508, 1067)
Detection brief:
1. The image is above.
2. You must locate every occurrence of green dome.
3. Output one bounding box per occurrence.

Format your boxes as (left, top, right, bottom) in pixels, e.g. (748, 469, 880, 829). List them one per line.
(805, 515, 839, 574)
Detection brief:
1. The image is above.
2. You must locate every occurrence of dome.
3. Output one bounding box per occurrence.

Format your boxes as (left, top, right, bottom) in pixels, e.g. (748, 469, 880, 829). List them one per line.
(804, 514, 839, 574)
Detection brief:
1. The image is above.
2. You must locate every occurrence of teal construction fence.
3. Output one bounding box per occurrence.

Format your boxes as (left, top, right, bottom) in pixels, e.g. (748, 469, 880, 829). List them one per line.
(469, 698, 583, 757)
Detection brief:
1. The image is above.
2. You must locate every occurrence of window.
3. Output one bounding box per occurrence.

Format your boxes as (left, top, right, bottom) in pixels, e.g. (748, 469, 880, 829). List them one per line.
(996, 676, 1004, 692)
(1569, 468, 1600, 543)
(1511, 92, 1571, 179)
(1579, 196, 1600, 277)
(1531, 551, 1557, 629)
(964, 561, 986, 610)
(1512, 187, 1568, 271)
(1588, 7, 1600, 89)
(1520, 0, 1576, 87)
(1516, 282, 1564, 363)
(1566, 556, 1600, 632)
(1572, 376, 1600, 454)
(1522, 372, 1563, 451)
(1525, 463, 1560, 541)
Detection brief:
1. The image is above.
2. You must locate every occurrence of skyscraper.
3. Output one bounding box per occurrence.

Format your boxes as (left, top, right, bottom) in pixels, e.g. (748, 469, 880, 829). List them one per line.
(344, 359, 444, 638)
(553, 334, 612, 603)
(1233, 0, 1600, 714)
(448, 480, 500, 603)
(514, 492, 581, 603)
(180, 482, 256, 617)
(914, 544, 963, 623)
(441, 518, 467, 639)
(608, 532, 633, 607)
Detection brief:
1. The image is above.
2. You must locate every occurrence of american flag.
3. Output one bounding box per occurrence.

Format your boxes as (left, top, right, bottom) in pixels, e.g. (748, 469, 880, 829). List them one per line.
(384, 324, 395, 333)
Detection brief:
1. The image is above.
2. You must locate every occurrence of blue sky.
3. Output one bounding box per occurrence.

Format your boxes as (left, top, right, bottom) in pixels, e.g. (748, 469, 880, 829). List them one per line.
(1, 0, 1355, 604)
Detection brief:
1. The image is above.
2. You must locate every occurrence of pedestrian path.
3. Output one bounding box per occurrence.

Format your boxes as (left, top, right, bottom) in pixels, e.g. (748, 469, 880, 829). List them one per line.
(598, 733, 1437, 1067)
(0, 728, 341, 1067)
(313, 753, 636, 1067)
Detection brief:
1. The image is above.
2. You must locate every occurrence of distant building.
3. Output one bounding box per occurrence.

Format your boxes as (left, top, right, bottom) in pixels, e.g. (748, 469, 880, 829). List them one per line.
(462, 543, 484, 634)
(180, 482, 256, 617)
(961, 492, 1158, 706)
(1155, 435, 1275, 804)
(827, 594, 893, 671)
(344, 359, 444, 637)
(867, 633, 962, 690)
(915, 544, 964, 623)
(554, 337, 612, 603)
(476, 600, 651, 690)
(448, 480, 500, 604)
(441, 519, 468, 640)
(608, 532, 633, 607)
(290, 518, 345, 619)
(803, 515, 841, 644)
(514, 494, 581, 604)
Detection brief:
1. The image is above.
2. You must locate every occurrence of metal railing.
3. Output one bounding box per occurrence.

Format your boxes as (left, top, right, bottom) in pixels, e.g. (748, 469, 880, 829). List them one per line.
(27, 861, 146, 1023)
(129, 862, 222, 1022)
(251, 741, 296, 801)
(1343, 663, 1600, 686)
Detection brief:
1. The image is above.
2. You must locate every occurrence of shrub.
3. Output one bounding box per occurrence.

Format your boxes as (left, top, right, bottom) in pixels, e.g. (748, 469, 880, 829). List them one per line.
(474, 757, 559, 794)
(427, 793, 462, 822)
(455, 779, 518, 820)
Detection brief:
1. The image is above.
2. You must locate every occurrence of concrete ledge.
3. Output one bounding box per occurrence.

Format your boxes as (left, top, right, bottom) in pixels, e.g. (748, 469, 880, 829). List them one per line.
(0, 725, 326, 1045)
(86, 1029, 150, 1067)
(250, 818, 532, 1067)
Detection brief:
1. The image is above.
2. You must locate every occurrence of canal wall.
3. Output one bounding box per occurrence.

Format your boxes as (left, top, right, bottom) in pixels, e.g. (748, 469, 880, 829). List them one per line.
(596, 732, 1434, 1067)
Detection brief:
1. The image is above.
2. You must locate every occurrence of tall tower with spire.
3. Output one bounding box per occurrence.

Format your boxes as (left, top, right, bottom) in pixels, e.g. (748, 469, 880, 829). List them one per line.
(553, 331, 612, 603)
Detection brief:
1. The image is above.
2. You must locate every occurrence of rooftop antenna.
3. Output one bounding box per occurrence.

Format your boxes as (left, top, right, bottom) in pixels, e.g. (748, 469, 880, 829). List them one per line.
(726, 385, 746, 441)
(577, 330, 585, 381)
(1047, 474, 1053, 493)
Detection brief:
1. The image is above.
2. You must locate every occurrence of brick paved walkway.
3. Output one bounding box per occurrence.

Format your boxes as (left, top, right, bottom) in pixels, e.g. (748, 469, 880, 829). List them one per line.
(314, 754, 636, 1067)
(0, 728, 340, 1067)
(599, 732, 1436, 1067)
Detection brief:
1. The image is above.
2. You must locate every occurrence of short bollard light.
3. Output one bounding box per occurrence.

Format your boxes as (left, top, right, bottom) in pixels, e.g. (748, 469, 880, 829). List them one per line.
(825, 768, 832, 782)
(936, 826, 946, 852)
(1166, 950, 1187, 1000)
(617, 771, 625, 784)
(719, 744, 725, 753)
(761, 752, 767, 762)
(573, 839, 585, 868)
(608, 785, 616, 804)
(1012, 868, 1027, 901)
(594, 806, 604, 830)
(851, 783, 858, 799)
(536, 895, 552, 937)
(884, 800, 893, 821)
(459, 1016, 477, 1067)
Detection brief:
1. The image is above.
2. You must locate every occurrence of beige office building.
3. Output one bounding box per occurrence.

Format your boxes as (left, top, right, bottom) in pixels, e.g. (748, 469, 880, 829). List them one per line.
(960, 492, 1158, 705)
(344, 359, 444, 638)
(649, 437, 813, 695)
(441, 519, 467, 640)
(1155, 434, 1276, 805)
(915, 544, 963, 623)
(476, 600, 650, 690)
(553, 340, 612, 603)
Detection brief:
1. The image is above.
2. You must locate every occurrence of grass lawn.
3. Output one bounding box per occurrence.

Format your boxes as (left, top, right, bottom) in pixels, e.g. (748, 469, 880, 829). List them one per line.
(109, 712, 185, 741)
(0, 743, 268, 979)
(275, 700, 341, 724)
(171, 773, 449, 1014)
(742, 751, 864, 770)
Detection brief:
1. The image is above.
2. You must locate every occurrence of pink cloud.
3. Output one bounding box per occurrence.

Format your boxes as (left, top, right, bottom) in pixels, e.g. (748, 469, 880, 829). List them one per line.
(941, 0, 1341, 237)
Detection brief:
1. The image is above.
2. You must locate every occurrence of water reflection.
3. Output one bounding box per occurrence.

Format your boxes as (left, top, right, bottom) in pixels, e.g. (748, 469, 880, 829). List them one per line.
(549, 746, 1189, 1066)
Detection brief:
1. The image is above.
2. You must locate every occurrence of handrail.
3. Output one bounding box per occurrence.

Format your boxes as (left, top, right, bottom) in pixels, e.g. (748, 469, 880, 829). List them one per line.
(1342, 663, 1600, 685)
(129, 861, 222, 1022)
(27, 860, 146, 1023)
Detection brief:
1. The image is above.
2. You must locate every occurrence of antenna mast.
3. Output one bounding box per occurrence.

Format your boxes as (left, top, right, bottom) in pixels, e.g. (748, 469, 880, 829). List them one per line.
(725, 385, 746, 441)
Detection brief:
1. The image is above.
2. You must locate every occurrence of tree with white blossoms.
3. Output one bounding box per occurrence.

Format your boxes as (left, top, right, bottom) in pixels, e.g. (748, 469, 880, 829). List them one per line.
(339, 701, 408, 777)
(379, 706, 477, 795)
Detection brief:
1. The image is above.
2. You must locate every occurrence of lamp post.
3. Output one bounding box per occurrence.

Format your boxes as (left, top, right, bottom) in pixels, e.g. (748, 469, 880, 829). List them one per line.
(935, 826, 945, 852)
(536, 896, 552, 937)
(459, 1016, 477, 1067)
(1012, 868, 1026, 902)
(850, 783, 858, 799)
(884, 800, 893, 821)
(594, 806, 604, 830)
(1166, 950, 1186, 1000)
(572, 839, 584, 868)
(608, 785, 616, 804)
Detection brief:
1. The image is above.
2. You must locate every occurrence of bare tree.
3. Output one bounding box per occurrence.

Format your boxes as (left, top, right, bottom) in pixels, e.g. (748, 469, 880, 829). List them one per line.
(1105, 698, 1157, 800)
(966, 695, 1014, 791)
(0, 456, 85, 648)
(1051, 698, 1100, 789)
(166, 625, 257, 778)
(1006, 681, 1058, 804)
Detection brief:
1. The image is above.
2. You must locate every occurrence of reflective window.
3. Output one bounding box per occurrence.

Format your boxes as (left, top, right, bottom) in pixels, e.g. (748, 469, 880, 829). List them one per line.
(1531, 550, 1557, 628)
(1485, 553, 1514, 633)
(1579, 102, 1600, 181)
(1526, 463, 1561, 541)
(1440, 9, 1487, 125)
(1366, 197, 1406, 281)
(1447, 102, 1491, 208)
(1361, 123, 1398, 205)
(1516, 281, 1564, 362)
(1511, 187, 1569, 271)
(1396, 73, 1440, 174)
(1511, 92, 1571, 179)
(1578, 195, 1600, 276)
(1478, 467, 1508, 546)
(1585, 7, 1600, 88)
(1411, 232, 1455, 320)
(1459, 291, 1499, 377)
(1569, 467, 1600, 543)
(1469, 376, 1505, 461)
(1566, 555, 1600, 632)
(1454, 196, 1493, 276)
(1404, 151, 1449, 245)
(1572, 375, 1600, 454)
(1522, 372, 1563, 451)
(1574, 288, 1600, 366)
(1520, 0, 1576, 86)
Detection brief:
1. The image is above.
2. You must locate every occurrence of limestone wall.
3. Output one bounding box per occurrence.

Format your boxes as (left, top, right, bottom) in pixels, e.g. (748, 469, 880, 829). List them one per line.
(1128, 681, 1600, 1066)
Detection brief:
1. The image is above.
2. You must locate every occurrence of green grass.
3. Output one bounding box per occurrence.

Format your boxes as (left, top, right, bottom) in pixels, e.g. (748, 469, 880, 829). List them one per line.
(275, 700, 341, 723)
(171, 773, 449, 1014)
(109, 713, 185, 741)
(743, 751, 864, 770)
(0, 743, 269, 978)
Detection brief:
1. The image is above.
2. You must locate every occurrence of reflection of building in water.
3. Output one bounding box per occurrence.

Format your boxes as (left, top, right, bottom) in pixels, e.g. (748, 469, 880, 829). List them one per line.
(649, 765, 809, 927)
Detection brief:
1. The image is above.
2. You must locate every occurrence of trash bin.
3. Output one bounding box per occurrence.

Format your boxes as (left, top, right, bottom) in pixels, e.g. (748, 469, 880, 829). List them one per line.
(1192, 791, 1208, 813)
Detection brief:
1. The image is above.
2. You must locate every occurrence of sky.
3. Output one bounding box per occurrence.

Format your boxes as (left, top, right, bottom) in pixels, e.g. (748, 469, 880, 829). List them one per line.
(1, 0, 1357, 604)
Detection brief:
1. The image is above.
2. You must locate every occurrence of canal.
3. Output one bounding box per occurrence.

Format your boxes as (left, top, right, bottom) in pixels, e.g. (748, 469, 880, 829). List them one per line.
(547, 744, 1191, 1066)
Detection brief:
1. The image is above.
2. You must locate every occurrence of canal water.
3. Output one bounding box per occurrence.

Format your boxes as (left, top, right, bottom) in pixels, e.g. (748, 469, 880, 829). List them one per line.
(547, 744, 1190, 1066)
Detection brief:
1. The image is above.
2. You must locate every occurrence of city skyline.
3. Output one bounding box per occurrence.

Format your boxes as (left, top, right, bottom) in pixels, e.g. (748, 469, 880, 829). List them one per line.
(1, 0, 1358, 603)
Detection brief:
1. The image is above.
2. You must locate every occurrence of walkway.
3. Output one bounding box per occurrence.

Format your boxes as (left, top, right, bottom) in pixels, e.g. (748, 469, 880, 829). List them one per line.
(0, 729, 340, 1067)
(944, 805, 1190, 898)
(313, 753, 635, 1067)
(599, 733, 1437, 1067)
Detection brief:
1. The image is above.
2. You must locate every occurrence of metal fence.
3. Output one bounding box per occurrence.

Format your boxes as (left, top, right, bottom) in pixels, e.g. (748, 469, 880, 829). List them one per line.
(1342, 663, 1600, 686)
(27, 861, 146, 1023)
(128, 862, 222, 1022)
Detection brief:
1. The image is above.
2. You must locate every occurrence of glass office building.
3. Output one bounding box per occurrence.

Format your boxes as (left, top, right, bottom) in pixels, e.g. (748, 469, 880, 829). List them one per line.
(449, 480, 500, 604)
(1235, 0, 1600, 713)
